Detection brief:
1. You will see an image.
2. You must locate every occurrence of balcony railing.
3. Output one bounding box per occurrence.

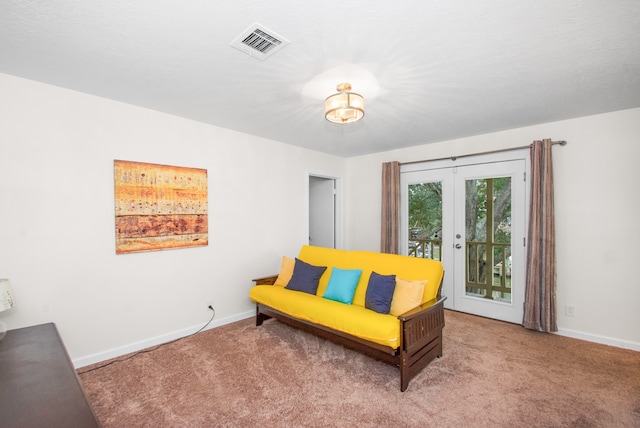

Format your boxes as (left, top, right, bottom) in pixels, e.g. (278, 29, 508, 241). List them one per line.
(408, 238, 511, 302)
(466, 241, 511, 302)
(408, 238, 442, 261)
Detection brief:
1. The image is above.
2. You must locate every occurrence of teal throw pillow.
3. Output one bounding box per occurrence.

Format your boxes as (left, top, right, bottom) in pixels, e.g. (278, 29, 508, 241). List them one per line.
(365, 271, 397, 314)
(285, 258, 327, 295)
(323, 267, 363, 304)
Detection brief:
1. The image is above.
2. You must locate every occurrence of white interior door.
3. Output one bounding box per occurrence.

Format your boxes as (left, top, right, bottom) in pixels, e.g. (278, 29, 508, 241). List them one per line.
(401, 153, 528, 323)
(309, 176, 336, 248)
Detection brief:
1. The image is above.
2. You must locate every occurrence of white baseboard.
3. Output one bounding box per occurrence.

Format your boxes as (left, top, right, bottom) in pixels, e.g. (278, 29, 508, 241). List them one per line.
(74, 312, 639, 369)
(556, 328, 640, 352)
(73, 310, 255, 368)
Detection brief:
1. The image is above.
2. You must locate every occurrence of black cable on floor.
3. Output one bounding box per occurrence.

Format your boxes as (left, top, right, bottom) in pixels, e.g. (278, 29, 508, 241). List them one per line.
(78, 306, 215, 374)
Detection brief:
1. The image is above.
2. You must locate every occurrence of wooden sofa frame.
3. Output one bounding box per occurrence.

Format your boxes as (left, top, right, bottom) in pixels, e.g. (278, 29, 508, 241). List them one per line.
(252, 275, 446, 392)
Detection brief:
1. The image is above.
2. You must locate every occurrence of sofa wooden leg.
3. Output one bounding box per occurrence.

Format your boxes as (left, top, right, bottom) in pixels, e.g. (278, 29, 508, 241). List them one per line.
(256, 305, 272, 326)
(400, 352, 409, 392)
(400, 375, 409, 392)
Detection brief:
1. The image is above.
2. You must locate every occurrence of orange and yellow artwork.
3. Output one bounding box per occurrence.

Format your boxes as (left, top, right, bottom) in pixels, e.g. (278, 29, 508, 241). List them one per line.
(114, 160, 208, 254)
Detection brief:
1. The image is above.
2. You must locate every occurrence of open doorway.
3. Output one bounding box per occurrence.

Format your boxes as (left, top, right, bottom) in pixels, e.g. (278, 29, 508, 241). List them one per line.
(308, 175, 340, 249)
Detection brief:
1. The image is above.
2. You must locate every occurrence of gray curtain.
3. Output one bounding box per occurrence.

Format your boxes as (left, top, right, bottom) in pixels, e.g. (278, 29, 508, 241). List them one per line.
(381, 161, 400, 254)
(523, 139, 557, 332)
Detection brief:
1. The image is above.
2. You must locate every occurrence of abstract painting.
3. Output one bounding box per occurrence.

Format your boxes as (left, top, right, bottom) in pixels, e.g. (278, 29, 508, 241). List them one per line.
(114, 160, 208, 254)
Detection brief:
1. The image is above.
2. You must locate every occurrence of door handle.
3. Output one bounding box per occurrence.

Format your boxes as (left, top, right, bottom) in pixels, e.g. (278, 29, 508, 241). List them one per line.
(455, 243, 462, 249)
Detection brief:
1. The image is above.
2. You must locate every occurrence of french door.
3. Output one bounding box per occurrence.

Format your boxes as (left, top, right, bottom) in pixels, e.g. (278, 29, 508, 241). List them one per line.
(400, 152, 528, 323)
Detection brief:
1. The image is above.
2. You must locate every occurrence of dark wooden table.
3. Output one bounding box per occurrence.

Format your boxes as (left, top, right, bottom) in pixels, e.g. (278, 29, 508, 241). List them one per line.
(0, 323, 100, 427)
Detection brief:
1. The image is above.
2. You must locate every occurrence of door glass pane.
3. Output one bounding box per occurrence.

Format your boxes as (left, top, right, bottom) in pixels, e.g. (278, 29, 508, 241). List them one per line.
(407, 182, 442, 261)
(465, 177, 512, 302)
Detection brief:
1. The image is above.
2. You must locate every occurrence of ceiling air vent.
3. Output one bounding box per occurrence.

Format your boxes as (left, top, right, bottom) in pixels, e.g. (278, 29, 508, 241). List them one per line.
(230, 23, 289, 60)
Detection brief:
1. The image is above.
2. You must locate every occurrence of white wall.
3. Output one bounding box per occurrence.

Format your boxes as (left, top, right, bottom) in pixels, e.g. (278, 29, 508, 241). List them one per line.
(0, 73, 346, 365)
(346, 108, 640, 349)
(1, 72, 638, 365)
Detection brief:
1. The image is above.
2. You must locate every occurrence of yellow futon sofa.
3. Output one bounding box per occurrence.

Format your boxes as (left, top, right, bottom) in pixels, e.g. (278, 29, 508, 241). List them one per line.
(249, 245, 446, 391)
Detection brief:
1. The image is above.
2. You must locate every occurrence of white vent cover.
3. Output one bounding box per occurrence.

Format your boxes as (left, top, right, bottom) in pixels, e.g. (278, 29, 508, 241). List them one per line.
(230, 23, 289, 60)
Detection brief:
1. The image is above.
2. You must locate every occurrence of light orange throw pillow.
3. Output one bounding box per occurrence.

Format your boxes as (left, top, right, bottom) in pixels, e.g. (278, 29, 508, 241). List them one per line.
(390, 278, 427, 316)
(273, 256, 295, 287)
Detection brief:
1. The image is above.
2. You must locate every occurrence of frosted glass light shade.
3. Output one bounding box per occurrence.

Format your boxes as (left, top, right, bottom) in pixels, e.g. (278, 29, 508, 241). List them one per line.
(324, 83, 364, 124)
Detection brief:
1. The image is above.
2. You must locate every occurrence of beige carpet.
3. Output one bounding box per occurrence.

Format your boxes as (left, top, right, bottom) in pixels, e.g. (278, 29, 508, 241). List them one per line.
(79, 310, 640, 427)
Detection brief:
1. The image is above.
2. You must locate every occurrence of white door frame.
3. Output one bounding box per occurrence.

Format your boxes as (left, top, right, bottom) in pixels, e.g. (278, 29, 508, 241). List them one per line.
(451, 159, 527, 323)
(401, 149, 530, 323)
(307, 172, 342, 249)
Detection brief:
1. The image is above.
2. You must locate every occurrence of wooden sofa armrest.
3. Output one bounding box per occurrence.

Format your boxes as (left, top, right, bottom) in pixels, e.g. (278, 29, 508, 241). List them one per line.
(398, 296, 447, 321)
(398, 296, 446, 355)
(252, 275, 279, 285)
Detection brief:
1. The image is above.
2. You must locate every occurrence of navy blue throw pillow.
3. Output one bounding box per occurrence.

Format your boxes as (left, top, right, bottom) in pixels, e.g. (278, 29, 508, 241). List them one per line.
(365, 271, 397, 314)
(285, 258, 327, 295)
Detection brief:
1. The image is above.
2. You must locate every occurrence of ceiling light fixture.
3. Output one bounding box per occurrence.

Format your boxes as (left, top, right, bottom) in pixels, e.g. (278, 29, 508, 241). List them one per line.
(324, 83, 364, 124)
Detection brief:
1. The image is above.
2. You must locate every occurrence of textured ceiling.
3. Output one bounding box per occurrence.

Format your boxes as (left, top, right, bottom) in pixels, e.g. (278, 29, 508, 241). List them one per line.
(1, 0, 639, 157)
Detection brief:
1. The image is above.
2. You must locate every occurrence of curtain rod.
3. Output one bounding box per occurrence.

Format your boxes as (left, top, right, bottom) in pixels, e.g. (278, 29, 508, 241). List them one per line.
(400, 140, 567, 165)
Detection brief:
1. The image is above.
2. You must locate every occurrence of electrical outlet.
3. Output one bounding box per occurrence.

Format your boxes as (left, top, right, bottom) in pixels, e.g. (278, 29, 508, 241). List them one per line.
(565, 304, 576, 317)
(207, 299, 215, 311)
